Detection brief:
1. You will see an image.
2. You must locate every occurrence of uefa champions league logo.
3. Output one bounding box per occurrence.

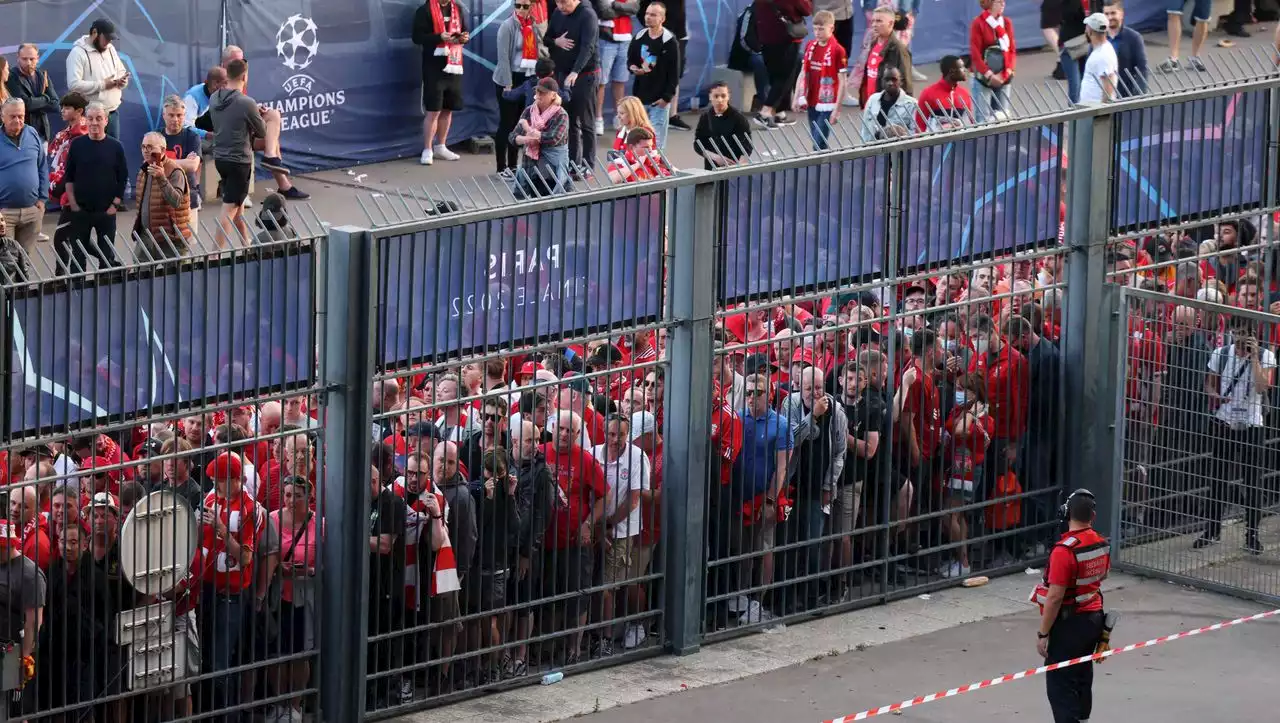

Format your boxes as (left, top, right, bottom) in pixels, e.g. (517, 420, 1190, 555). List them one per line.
(276, 14, 320, 96)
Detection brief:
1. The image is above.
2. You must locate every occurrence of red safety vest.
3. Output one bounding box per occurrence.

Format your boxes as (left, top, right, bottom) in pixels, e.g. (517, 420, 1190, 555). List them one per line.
(1030, 528, 1111, 613)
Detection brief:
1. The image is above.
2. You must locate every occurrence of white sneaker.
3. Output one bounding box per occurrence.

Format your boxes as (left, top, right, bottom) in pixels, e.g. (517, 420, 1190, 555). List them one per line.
(623, 623, 647, 649)
(940, 561, 972, 578)
(433, 144, 460, 161)
(398, 676, 415, 703)
(911, 68, 927, 82)
(243, 198, 253, 209)
(842, 94, 860, 108)
(594, 117, 605, 136)
(420, 148, 434, 165)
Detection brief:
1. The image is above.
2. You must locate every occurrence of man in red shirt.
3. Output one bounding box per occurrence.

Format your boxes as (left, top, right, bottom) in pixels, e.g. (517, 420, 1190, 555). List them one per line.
(1034, 490, 1109, 723)
(967, 313, 1030, 498)
(894, 328, 944, 526)
(11, 485, 54, 570)
(541, 410, 608, 662)
(916, 55, 974, 132)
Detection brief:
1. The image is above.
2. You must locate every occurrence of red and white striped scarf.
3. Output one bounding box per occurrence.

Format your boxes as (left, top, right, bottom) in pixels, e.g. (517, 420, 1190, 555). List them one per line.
(600, 15, 633, 42)
(981, 11, 1010, 52)
(391, 481, 461, 605)
(431, 0, 465, 75)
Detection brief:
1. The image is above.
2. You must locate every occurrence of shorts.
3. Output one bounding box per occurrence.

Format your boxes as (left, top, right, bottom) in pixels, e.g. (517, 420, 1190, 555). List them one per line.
(602, 536, 636, 583)
(214, 159, 252, 205)
(541, 546, 593, 618)
(627, 541, 654, 579)
(423, 71, 464, 112)
(464, 568, 510, 613)
(946, 474, 979, 504)
(507, 553, 542, 605)
(598, 38, 632, 84)
(1167, 0, 1212, 23)
(277, 601, 312, 655)
(831, 482, 863, 533)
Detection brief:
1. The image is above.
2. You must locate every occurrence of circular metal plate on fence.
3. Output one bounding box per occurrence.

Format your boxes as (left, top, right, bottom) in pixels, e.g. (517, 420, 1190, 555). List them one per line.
(119, 489, 199, 597)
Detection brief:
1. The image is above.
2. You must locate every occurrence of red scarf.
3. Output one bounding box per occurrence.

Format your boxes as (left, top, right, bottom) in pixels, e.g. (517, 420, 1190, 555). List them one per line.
(518, 15, 538, 70)
(797, 39, 843, 112)
(601, 15, 633, 42)
(431, 0, 464, 75)
(861, 40, 886, 105)
(405, 482, 461, 596)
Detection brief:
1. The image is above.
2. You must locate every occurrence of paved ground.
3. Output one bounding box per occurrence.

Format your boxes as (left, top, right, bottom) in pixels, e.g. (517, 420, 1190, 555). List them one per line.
(22, 17, 1277, 279)
(570, 578, 1279, 723)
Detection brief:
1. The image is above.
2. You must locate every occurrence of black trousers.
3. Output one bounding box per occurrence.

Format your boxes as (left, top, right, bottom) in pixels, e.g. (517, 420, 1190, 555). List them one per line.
(1045, 610, 1104, 723)
(1225, 0, 1253, 27)
(562, 70, 598, 169)
(1204, 421, 1268, 538)
(55, 208, 121, 275)
(494, 77, 533, 173)
(761, 41, 802, 113)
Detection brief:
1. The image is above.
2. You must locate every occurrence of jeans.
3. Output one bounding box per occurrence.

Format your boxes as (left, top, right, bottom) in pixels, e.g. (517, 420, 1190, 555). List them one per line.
(56, 209, 121, 275)
(198, 586, 249, 720)
(647, 102, 670, 150)
(807, 108, 832, 150)
(972, 78, 1012, 122)
(105, 109, 120, 139)
(750, 53, 770, 110)
(1059, 47, 1083, 104)
(514, 143, 572, 198)
(563, 70, 599, 170)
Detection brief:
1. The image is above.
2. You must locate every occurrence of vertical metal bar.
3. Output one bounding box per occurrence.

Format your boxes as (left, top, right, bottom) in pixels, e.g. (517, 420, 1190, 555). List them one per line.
(663, 177, 717, 654)
(1062, 113, 1120, 536)
(318, 226, 375, 720)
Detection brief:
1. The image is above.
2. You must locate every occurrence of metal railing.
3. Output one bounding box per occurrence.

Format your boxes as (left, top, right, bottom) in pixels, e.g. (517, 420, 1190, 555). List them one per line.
(2, 58, 1280, 721)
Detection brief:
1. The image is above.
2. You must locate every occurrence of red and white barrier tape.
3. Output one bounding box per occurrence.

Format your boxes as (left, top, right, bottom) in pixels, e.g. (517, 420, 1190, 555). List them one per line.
(823, 607, 1280, 723)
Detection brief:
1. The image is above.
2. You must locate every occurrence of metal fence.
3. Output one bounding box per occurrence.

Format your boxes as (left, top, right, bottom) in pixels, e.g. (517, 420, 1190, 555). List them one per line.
(4, 65, 1280, 723)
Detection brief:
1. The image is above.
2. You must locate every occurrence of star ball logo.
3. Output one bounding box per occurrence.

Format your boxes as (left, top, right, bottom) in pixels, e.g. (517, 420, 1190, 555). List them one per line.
(267, 14, 346, 130)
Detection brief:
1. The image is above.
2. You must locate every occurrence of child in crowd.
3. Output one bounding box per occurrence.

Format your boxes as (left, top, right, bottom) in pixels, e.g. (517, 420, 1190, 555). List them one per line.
(793, 11, 848, 151)
(503, 58, 570, 110)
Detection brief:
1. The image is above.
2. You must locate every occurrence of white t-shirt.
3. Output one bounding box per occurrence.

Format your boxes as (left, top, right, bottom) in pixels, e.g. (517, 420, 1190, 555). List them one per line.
(1080, 41, 1118, 104)
(591, 443, 650, 539)
(1208, 344, 1277, 428)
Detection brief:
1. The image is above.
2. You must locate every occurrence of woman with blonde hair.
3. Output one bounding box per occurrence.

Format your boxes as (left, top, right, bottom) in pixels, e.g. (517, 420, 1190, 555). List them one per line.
(611, 96, 655, 157)
(0, 57, 9, 102)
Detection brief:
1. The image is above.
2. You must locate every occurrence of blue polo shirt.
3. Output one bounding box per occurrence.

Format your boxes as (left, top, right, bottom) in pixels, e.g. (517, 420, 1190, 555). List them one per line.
(0, 125, 49, 209)
(735, 407, 794, 498)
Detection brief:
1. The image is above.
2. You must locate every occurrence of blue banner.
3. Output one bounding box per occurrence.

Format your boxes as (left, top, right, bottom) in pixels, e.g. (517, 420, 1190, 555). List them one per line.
(900, 124, 1064, 268)
(720, 158, 889, 302)
(378, 193, 665, 365)
(1111, 90, 1270, 231)
(5, 252, 315, 437)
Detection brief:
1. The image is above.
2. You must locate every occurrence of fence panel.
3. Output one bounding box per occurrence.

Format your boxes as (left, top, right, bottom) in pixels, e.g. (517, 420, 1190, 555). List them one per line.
(0, 230, 331, 722)
(1115, 287, 1280, 604)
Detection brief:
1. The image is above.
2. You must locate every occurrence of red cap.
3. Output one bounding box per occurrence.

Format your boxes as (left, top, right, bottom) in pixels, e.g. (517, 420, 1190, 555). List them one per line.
(518, 361, 544, 379)
(791, 347, 816, 367)
(205, 452, 243, 481)
(83, 456, 120, 480)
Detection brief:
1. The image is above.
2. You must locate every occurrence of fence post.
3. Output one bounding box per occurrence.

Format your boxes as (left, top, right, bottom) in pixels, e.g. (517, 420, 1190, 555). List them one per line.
(319, 226, 376, 720)
(663, 177, 718, 655)
(1061, 115, 1123, 541)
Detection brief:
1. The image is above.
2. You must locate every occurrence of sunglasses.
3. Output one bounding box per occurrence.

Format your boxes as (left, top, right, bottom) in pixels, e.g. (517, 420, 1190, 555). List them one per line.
(481, 413, 504, 422)
(515, 2, 531, 7)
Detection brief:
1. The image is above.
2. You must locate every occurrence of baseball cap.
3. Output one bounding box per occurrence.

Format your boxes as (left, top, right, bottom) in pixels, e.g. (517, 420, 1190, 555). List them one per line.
(518, 361, 545, 380)
(205, 451, 243, 481)
(536, 77, 560, 94)
(90, 19, 117, 40)
(1083, 13, 1108, 32)
(629, 411, 656, 441)
(83, 455, 119, 480)
(88, 491, 120, 515)
(743, 353, 778, 375)
(791, 346, 817, 367)
(405, 420, 445, 441)
(18, 444, 55, 460)
(138, 438, 165, 457)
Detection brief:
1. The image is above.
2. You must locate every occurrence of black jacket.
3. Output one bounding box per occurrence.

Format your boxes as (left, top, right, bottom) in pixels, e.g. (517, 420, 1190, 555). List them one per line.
(5, 69, 58, 141)
(469, 472, 522, 572)
(513, 452, 555, 560)
(628, 27, 682, 104)
(438, 472, 478, 574)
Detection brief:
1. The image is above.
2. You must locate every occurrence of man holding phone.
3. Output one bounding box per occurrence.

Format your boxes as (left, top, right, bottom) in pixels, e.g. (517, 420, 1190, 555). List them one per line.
(132, 131, 193, 259)
(1199, 317, 1276, 555)
(66, 19, 129, 139)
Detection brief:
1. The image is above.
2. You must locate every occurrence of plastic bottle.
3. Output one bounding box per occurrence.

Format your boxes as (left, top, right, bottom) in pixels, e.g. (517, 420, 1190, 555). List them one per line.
(541, 671, 564, 685)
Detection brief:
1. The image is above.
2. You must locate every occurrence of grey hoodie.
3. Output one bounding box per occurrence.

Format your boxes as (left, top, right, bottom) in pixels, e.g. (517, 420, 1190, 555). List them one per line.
(208, 87, 267, 164)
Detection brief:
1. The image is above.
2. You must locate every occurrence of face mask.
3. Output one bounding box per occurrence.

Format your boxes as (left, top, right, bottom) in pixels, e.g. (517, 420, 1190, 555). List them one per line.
(955, 390, 969, 406)
(973, 338, 989, 355)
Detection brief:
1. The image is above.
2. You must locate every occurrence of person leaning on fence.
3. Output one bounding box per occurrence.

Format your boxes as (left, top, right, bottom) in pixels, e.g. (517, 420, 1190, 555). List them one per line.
(858, 66, 917, 141)
(694, 81, 752, 169)
(510, 77, 572, 197)
(605, 127, 671, 182)
(1198, 316, 1276, 556)
(969, 0, 1016, 122)
(132, 131, 194, 260)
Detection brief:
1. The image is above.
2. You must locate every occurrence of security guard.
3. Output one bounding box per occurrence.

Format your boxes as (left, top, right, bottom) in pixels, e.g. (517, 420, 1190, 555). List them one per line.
(1031, 489, 1111, 723)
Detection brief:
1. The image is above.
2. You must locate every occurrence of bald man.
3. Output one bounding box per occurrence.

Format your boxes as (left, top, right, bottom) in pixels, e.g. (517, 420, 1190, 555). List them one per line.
(183, 66, 227, 138)
(11, 484, 54, 570)
(433, 440, 477, 595)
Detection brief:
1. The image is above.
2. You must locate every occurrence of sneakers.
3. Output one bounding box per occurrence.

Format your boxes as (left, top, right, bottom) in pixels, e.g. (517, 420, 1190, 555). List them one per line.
(842, 94, 860, 108)
(420, 148, 434, 165)
(1158, 58, 1181, 73)
(281, 186, 310, 200)
(398, 676, 415, 704)
(260, 156, 291, 175)
(266, 706, 303, 723)
(1188, 56, 1207, 72)
(592, 637, 616, 657)
(911, 68, 927, 82)
(433, 144, 460, 161)
(623, 623, 648, 649)
(753, 112, 777, 129)
(1192, 535, 1219, 549)
(594, 117, 605, 136)
(939, 561, 972, 579)
(773, 112, 798, 127)
(669, 115, 692, 131)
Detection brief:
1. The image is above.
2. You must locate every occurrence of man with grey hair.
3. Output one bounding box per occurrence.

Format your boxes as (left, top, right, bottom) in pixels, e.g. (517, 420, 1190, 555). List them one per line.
(133, 130, 193, 259)
(59, 101, 125, 273)
(159, 94, 202, 227)
(0, 96, 48, 265)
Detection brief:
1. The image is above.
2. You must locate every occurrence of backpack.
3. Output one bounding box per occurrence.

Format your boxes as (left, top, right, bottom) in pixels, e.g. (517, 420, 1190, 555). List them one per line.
(984, 470, 1023, 531)
(736, 4, 761, 54)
